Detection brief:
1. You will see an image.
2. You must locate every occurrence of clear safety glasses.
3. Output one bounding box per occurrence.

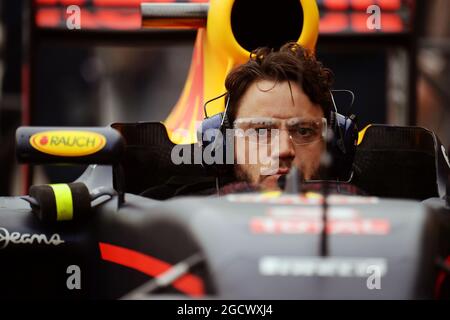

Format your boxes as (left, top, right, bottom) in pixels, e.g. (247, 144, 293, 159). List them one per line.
(233, 117, 327, 146)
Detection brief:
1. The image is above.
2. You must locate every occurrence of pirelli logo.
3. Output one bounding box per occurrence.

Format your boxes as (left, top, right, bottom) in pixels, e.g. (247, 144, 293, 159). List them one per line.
(259, 256, 387, 278)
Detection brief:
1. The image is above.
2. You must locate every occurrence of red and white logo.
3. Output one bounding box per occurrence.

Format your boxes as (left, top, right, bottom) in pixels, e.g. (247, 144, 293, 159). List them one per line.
(250, 207, 390, 235)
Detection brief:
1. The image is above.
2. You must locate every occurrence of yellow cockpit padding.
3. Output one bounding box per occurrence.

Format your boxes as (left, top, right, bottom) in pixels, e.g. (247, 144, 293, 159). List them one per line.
(304, 192, 322, 199)
(261, 190, 282, 198)
(357, 125, 372, 145)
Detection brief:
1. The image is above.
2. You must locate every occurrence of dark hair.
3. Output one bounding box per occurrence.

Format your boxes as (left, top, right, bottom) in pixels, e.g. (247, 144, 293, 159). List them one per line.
(224, 42, 334, 124)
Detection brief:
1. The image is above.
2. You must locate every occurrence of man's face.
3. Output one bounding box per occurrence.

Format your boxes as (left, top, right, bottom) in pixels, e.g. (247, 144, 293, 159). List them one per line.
(233, 80, 325, 190)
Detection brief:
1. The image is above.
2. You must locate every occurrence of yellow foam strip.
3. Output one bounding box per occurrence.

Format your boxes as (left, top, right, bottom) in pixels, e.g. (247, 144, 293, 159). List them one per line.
(49, 184, 73, 221)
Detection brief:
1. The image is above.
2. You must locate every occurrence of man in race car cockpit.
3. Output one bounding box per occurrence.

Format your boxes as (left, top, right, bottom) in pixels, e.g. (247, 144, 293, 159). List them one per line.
(224, 42, 333, 191)
(143, 42, 354, 199)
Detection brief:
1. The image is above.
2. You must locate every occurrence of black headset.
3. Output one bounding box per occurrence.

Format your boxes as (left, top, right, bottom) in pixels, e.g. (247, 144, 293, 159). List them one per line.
(197, 90, 358, 181)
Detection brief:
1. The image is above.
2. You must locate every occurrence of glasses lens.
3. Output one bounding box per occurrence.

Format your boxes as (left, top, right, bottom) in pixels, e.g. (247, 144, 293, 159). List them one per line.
(234, 117, 326, 146)
(288, 119, 324, 145)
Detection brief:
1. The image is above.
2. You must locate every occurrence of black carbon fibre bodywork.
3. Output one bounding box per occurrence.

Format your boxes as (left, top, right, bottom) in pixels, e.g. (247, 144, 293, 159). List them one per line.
(0, 123, 449, 299)
(0, 185, 449, 299)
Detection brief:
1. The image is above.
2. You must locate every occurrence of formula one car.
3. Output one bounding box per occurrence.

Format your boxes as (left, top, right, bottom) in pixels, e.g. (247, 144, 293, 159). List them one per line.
(2, 121, 450, 300)
(1, 0, 450, 300)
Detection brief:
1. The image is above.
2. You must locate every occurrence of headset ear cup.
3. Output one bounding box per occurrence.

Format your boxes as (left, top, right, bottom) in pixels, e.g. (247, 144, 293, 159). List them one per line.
(326, 111, 336, 179)
(221, 113, 231, 133)
(329, 111, 336, 129)
(198, 112, 228, 174)
(218, 112, 233, 175)
(327, 111, 337, 157)
(327, 112, 357, 181)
